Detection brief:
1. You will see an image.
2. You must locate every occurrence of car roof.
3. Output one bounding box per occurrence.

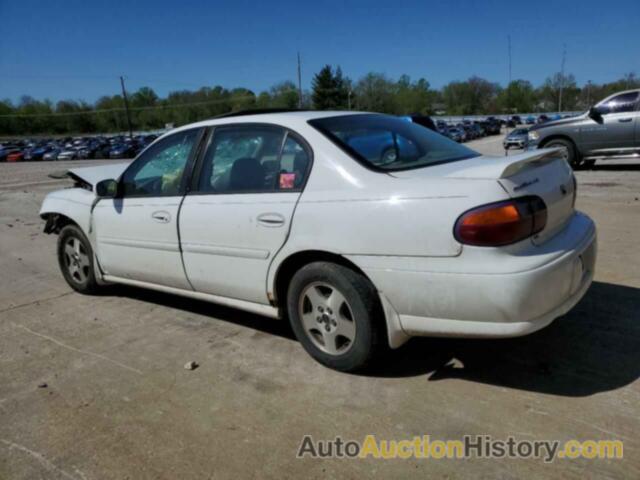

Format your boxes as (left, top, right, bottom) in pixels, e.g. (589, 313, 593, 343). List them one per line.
(166, 110, 370, 135)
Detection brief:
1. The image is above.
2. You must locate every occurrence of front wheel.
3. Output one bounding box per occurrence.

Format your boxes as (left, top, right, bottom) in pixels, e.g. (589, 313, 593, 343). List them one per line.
(287, 262, 384, 372)
(544, 139, 582, 169)
(57, 224, 101, 294)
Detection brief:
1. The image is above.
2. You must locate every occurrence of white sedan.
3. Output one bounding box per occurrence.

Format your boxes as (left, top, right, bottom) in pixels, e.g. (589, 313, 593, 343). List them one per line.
(40, 111, 597, 371)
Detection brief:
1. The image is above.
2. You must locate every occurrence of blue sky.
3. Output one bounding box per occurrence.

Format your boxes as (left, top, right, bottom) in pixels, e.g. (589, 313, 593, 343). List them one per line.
(1, 0, 638, 103)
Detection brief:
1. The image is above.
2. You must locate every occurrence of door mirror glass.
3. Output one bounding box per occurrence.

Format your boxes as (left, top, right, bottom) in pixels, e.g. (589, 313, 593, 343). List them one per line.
(96, 179, 118, 198)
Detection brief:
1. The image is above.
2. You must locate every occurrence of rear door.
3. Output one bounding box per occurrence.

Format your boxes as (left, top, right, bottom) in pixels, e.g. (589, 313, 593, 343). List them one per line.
(179, 124, 312, 304)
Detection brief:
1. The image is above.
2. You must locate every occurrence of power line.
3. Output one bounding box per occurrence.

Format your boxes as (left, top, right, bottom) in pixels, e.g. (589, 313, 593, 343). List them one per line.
(0, 94, 283, 118)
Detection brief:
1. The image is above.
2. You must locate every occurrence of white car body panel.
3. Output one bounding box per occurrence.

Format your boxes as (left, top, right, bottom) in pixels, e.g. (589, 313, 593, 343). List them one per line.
(40, 188, 95, 235)
(179, 192, 300, 303)
(39, 111, 597, 350)
(93, 196, 191, 290)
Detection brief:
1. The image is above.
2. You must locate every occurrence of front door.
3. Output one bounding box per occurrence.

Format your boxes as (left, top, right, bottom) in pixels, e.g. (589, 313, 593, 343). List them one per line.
(581, 91, 639, 156)
(179, 125, 312, 304)
(93, 128, 203, 289)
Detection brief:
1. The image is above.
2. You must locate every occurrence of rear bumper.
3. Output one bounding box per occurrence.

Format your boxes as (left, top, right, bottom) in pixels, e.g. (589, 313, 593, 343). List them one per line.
(352, 212, 596, 343)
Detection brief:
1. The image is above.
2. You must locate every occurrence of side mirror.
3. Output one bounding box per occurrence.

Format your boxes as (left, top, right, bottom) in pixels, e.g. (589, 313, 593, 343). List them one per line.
(588, 106, 603, 122)
(96, 179, 118, 198)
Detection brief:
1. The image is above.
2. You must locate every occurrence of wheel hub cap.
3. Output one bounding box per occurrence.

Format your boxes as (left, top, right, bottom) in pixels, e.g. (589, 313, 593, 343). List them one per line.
(299, 282, 356, 356)
(64, 237, 89, 284)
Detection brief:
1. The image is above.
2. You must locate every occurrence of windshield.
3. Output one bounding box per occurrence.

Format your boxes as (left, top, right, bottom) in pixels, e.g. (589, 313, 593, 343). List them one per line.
(309, 114, 479, 171)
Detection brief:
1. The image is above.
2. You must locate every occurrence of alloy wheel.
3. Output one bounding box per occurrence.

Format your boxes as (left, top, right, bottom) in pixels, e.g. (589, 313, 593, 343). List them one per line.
(298, 282, 356, 356)
(63, 236, 90, 284)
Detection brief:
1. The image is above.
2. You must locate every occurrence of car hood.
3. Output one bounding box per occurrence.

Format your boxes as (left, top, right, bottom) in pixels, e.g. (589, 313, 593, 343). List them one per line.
(529, 112, 587, 131)
(67, 162, 130, 190)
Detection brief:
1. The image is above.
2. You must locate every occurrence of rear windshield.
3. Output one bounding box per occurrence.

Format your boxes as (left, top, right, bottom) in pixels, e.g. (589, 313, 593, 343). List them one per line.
(309, 114, 479, 171)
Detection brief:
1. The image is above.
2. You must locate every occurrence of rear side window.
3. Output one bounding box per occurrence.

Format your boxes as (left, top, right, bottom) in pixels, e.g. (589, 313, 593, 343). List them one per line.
(309, 114, 479, 171)
(195, 126, 311, 193)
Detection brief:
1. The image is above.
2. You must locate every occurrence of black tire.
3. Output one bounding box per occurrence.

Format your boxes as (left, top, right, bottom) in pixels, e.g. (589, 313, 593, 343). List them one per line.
(286, 262, 385, 372)
(583, 159, 596, 169)
(544, 138, 582, 169)
(57, 224, 100, 294)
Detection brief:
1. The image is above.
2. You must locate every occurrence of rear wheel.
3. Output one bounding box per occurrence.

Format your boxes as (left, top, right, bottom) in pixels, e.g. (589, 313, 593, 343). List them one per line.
(57, 225, 100, 294)
(544, 138, 582, 169)
(287, 262, 384, 372)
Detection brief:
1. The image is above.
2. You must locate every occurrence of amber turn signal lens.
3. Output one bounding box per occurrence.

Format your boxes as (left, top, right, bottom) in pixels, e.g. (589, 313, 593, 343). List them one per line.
(454, 196, 547, 247)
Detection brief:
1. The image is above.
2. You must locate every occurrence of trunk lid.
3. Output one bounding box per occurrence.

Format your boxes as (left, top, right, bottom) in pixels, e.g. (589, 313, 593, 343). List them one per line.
(497, 151, 575, 245)
(390, 148, 576, 245)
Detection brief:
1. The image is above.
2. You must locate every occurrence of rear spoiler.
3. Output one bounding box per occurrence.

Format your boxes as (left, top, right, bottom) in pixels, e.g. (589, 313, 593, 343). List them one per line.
(499, 148, 563, 178)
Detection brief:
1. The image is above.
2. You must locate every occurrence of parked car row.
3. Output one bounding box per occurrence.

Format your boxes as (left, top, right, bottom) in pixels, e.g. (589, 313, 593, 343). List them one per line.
(0, 134, 158, 162)
(435, 117, 502, 143)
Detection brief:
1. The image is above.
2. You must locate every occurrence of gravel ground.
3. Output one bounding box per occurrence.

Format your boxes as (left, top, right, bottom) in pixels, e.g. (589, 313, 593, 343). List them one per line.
(0, 135, 638, 479)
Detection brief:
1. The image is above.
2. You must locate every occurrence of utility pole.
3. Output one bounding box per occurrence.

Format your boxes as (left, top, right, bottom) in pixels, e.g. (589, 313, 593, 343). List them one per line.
(297, 52, 303, 109)
(586, 80, 592, 106)
(507, 35, 512, 115)
(558, 44, 566, 113)
(120, 76, 133, 138)
(348, 90, 352, 110)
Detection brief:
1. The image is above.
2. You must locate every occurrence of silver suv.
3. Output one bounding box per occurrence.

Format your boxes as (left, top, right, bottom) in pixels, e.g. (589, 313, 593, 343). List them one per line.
(527, 89, 640, 168)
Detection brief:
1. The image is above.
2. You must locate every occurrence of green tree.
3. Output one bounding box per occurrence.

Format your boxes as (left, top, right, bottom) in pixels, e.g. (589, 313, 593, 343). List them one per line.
(442, 76, 500, 115)
(537, 73, 580, 112)
(496, 80, 536, 113)
(312, 65, 348, 109)
(394, 75, 434, 114)
(353, 73, 396, 113)
(269, 81, 299, 108)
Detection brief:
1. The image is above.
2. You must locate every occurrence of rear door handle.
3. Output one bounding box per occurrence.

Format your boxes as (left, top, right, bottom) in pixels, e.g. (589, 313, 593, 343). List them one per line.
(257, 213, 285, 227)
(151, 210, 171, 223)
(618, 118, 633, 122)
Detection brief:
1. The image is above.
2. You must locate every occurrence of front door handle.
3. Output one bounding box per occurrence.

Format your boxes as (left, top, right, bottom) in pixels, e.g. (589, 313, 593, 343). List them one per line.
(618, 118, 633, 123)
(257, 212, 285, 227)
(151, 210, 171, 223)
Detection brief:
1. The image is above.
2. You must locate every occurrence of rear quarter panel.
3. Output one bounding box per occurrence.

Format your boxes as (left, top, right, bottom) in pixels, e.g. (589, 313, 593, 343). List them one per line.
(268, 136, 511, 296)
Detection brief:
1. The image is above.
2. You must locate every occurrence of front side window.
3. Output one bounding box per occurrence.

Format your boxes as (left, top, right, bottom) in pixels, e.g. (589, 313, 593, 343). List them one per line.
(597, 92, 639, 114)
(196, 126, 311, 193)
(121, 129, 199, 197)
(309, 114, 479, 171)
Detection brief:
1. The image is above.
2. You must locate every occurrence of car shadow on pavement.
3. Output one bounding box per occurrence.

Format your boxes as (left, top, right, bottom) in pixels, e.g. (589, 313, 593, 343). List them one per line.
(368, 281, 640, 396)
(588, 163, 640, 171)
(114, 285, 297, 342)
(116, 281, 639, 397)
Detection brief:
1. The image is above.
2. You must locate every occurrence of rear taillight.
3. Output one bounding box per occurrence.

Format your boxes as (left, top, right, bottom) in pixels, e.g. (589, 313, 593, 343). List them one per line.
(454, 196, 547, 246)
